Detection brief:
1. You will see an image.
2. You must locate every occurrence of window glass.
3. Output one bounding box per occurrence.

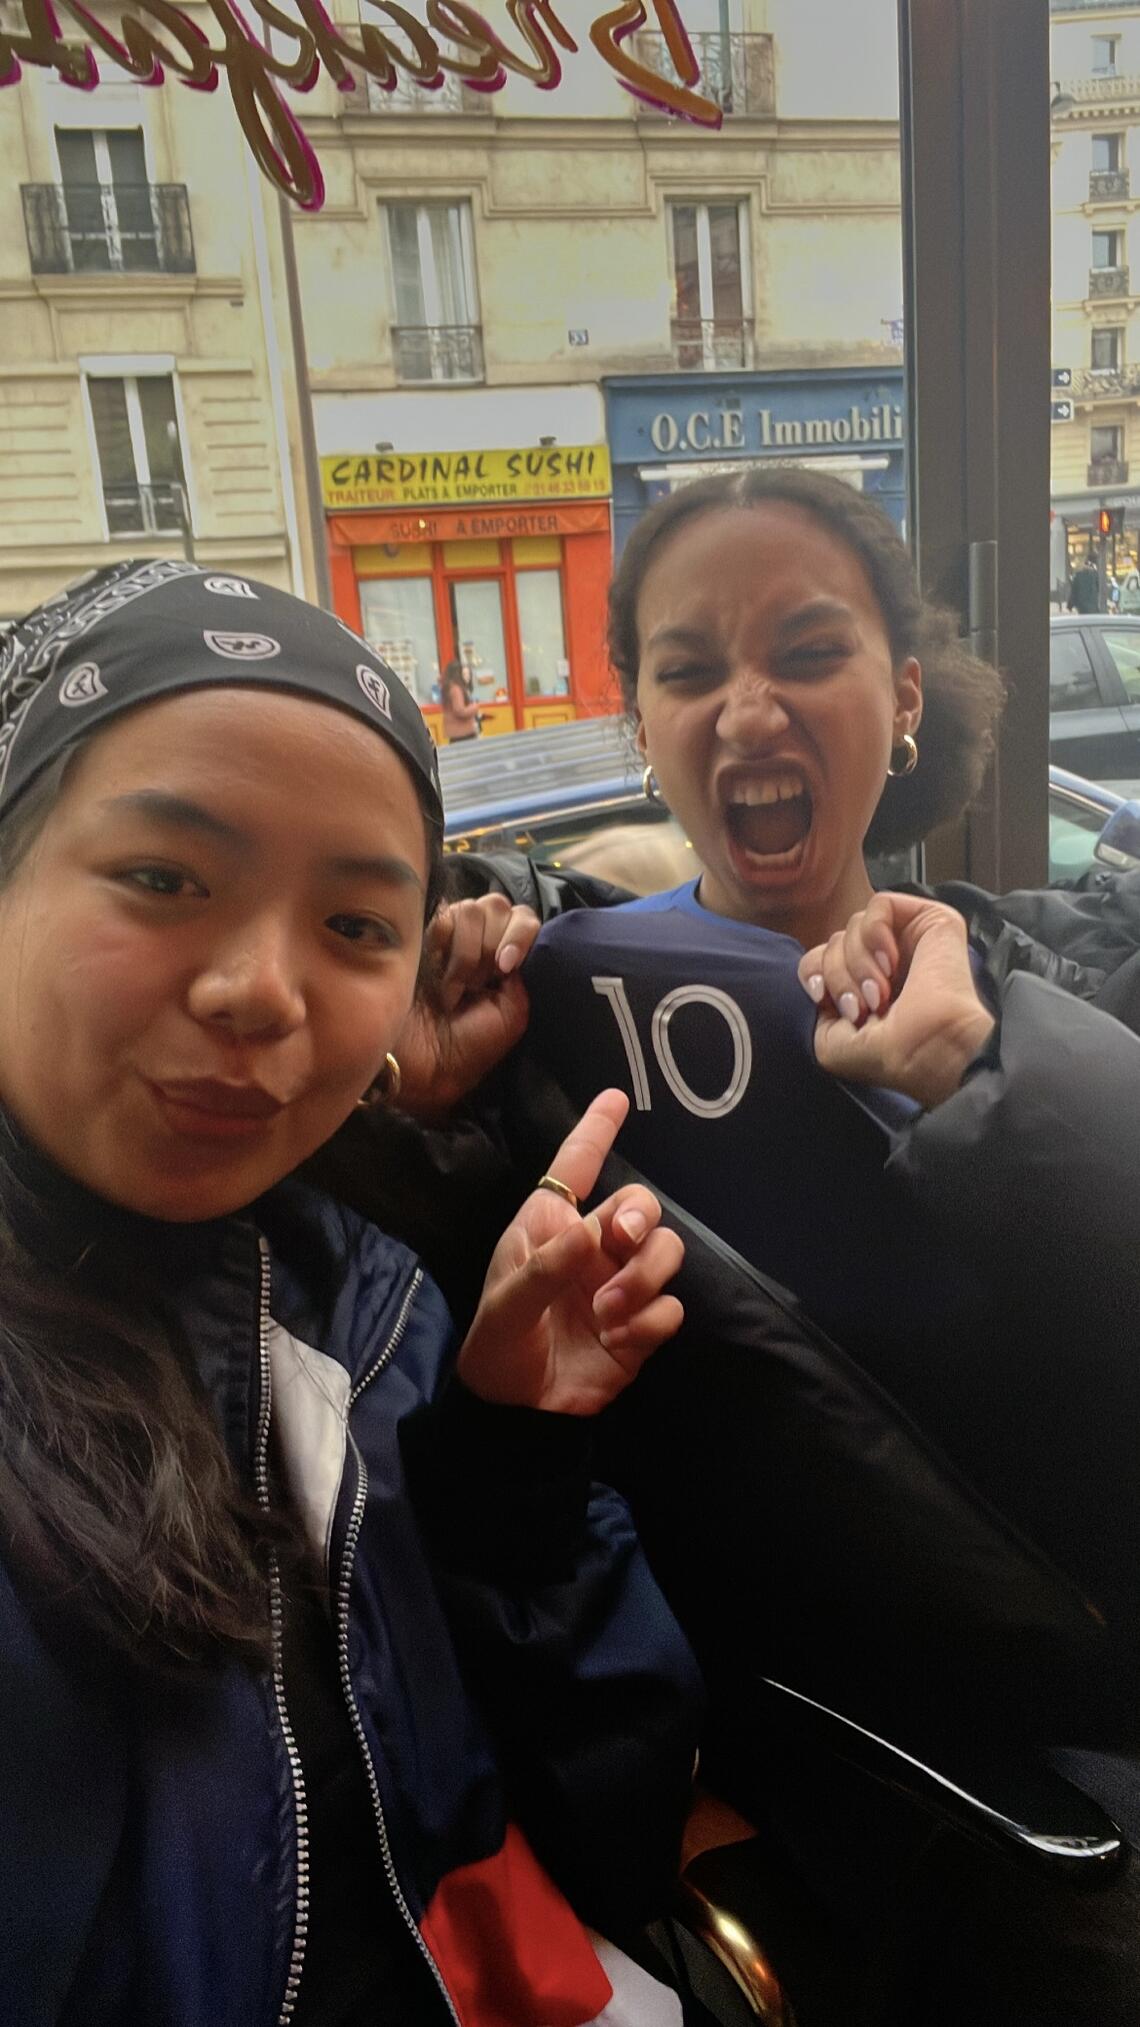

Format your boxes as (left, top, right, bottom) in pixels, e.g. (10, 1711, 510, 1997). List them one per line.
(1091, 133, 1121, 172)
(87, 376, 134, 493)
(1101, 627, 1140, 702)
(516, 571, 568, 696)
(1092, 230, 1120, 268)
(1049, 628, 1101, 710)
(449, 579, 508, 706)
(1091, 327, 1121, 369)
(1091, 422, 1122, 461)
(358, 576, 441, 706)
(1091, 36, 1119, 76)
(1047, 792, 1108, 881)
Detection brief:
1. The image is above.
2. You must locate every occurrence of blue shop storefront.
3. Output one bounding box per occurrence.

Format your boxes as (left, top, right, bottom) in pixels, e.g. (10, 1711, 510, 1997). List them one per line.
(604, 368, 906, 555)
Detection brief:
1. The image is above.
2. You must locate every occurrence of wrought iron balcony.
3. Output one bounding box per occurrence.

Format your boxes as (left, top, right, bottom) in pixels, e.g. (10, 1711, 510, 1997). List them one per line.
(634, 32, 774, 117)
(672, 318, 754, 371)
(1087, 456, 1129, 486)
(22, 183, 194, 276)
(392, 324, 484, 383)
(1072, 363, 1140, 397)
(103, 480, 190, 538)
(364, 70, 492, 113)
(1089, 264, 1130, 296)
(1090, 167, 1131, 200)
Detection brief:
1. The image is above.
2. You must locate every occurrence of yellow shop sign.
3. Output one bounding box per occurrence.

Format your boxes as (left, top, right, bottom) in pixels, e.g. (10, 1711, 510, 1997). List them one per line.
(321, 445, 612, 511)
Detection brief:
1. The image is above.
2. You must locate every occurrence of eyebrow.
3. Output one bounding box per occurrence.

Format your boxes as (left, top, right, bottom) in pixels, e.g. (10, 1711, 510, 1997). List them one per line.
(102, 792, 424, 891)
(644, 624, 718, 655)
(776, 599, 854, 639)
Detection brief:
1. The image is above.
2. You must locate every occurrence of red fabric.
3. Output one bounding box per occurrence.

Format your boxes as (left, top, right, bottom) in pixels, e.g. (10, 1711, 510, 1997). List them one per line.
(420, 1822, 613, 2027)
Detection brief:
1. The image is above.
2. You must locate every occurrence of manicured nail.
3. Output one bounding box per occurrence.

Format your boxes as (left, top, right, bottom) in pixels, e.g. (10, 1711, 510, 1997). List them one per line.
(861, 977, 881, 1013)
(498, 943, 521, 975)
(805, 973, 825, 1003)
(838, 992, 861, 1024)
(593, 1287, 627, 1326)
(616, 1208, 648, 1243)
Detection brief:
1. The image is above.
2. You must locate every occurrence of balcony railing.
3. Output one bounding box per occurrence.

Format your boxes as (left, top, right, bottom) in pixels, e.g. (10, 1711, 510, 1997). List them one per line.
(103, 480, 190, 538)
(1055, 73, 1140, 106)
(672, 318, 754, 371)
(364, 70, 492, 114)
(392, 324, 484, 383)
(22, 183, 195, 276)
(1087, 456, 1129, 486)
(1089, 264, 1130, 296)
(634, 31, 774, 118)
(1090, 167, 1131, 200)
(1072, 363, 1140, 397)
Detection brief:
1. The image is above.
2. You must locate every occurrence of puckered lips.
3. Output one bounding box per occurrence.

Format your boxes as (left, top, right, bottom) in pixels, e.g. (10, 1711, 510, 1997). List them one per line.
(719, 765, 813, 870)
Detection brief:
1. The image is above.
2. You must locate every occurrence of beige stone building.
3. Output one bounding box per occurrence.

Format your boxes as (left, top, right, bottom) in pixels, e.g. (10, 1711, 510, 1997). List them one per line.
(1051, 0, 1140, 586)
(0, 31, 321, 622)
(286, 0, 905, 735)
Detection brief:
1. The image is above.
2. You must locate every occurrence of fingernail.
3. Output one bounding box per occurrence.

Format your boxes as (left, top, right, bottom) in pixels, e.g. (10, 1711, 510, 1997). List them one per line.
(498, 944, 521, 975)
(805, 973, 825, 1004)
(861, 977, 881, 1013)
(838, 992, 861, 1024)
(593, 1288, 627, 1326)
(616, 1208, 648, 1243)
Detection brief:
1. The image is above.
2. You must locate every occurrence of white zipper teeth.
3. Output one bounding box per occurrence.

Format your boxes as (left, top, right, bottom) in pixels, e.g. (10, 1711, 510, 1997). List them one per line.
(349, 1267, 423, 1407)
(337, 1270, 461, 2025)
(255, 1237, 311, 2027)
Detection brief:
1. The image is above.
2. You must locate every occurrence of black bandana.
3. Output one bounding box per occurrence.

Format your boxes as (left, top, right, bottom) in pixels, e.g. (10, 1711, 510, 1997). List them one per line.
(0, 559, 443, 828)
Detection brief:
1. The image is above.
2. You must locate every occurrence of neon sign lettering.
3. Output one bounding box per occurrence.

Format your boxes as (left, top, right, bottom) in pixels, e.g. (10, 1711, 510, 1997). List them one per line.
(0, 0, 720, 210)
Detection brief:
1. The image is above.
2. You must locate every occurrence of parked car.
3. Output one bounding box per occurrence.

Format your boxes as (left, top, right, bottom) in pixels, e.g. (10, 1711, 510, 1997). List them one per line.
(1049, 614, 1140, 790)
(439, 714, 1139, 890)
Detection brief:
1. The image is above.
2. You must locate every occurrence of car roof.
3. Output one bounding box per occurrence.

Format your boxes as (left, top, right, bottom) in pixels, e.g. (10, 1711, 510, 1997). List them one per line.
(439, 714, 638, 836)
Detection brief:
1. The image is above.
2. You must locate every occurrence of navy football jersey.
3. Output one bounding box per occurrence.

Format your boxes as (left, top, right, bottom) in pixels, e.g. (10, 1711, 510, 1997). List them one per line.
(525, 882, 968, 1372)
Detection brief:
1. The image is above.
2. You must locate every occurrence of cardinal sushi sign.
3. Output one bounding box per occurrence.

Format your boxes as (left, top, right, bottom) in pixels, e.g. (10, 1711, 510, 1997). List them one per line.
(0, 0, 723, 210)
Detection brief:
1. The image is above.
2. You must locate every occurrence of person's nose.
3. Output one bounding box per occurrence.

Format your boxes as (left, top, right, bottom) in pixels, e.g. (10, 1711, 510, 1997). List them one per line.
(187, 915, 307, 1040)
(715, 665, 793, 752)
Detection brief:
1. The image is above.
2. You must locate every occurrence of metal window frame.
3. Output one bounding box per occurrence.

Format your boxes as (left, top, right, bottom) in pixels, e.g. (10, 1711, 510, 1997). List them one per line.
(901, 0, 1051, 889)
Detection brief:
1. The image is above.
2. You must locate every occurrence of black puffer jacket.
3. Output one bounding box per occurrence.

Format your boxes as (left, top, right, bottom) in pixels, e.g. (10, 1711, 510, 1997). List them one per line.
(309, 859, 1140, 1765)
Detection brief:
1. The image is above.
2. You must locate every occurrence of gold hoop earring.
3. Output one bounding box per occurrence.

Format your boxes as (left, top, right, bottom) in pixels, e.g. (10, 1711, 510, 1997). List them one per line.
(887, 733, 919, 778)
(357, 1052, 402, 1109)
(642, 764, 663, 804)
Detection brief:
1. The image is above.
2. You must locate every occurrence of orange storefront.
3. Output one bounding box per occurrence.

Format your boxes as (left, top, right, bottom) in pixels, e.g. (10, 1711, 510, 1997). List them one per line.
(323, 449, 614, 740)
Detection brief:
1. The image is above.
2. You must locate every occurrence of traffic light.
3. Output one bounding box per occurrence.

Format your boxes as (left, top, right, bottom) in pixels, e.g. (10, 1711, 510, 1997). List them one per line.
(1098, 506, 1124, 537)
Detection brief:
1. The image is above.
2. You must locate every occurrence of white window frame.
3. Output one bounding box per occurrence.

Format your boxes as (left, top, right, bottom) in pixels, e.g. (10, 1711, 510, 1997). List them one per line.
(54, 126, 155, 271)
(1092, 227, 1123, 269)
(667, 198, 752, 368)
(384, 199, 479, 331)
(1091, 35, 1120, 77)
(81, 359, 193, 541)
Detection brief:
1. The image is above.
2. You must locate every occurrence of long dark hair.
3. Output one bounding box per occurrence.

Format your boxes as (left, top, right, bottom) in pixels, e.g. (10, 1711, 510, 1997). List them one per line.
(0, 739, 444, 1673)
(607, 466, 1006, 853)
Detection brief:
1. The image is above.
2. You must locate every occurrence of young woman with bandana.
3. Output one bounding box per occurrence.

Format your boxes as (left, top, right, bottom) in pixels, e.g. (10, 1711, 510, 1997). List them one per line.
(0, 560, 700, 2027)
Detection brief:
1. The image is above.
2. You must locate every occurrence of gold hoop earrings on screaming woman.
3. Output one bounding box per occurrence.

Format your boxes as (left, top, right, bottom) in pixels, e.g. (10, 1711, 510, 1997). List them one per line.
(357, 1053, 402, 1109)
(887, 733, 919, 779)
(642, 764, 663, 803)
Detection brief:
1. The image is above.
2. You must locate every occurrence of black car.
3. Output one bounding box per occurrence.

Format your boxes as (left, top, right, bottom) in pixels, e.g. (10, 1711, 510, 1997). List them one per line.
(1049, 615, 1140, 790)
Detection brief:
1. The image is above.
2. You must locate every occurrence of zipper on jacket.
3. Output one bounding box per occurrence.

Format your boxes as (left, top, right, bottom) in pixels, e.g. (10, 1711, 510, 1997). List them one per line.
(255, 1237, 311, 2027)
(336, 1269, 462, 2027)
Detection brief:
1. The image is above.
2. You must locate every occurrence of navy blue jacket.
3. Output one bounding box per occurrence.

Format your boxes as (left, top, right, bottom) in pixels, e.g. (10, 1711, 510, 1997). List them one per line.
(0, 1154, 701, 2027)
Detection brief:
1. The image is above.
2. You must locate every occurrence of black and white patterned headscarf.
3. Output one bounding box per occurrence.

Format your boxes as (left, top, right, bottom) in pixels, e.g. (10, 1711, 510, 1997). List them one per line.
(0, 559, 443, 828)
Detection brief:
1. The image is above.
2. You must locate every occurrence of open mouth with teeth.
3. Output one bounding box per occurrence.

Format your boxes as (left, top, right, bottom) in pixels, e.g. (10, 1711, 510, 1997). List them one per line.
(724, 770, 813, 864)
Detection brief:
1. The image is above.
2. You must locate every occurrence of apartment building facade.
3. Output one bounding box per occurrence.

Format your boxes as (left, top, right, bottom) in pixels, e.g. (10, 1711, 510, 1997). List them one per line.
(0, 41, 320, 622)
(290, 0, 905, 736)
(1052, 0, 1140, 586)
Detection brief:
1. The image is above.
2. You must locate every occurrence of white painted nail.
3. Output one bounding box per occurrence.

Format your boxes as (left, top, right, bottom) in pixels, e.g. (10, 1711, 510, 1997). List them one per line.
(861, 977, 881, 1013)
(805, 973, 825, 1003)
(838, 992, 861, 1024)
